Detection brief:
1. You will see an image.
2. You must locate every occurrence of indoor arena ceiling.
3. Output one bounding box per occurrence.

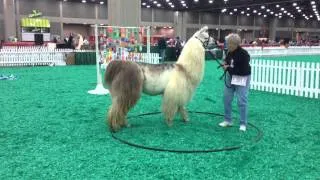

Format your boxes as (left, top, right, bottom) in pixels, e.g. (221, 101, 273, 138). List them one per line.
(60, 0, 320, 21)
(142, 0, 320, 21)
(59, 0, 106, 5)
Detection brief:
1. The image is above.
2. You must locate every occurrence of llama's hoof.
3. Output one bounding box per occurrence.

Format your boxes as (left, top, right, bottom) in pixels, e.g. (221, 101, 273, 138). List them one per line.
(110, 125, 120, 133)
(120, 121, 131, 128)
(166, 120, 173, 127)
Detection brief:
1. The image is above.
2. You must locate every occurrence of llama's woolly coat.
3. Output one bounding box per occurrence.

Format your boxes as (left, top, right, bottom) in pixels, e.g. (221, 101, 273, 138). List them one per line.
(105, 26, 208, 132)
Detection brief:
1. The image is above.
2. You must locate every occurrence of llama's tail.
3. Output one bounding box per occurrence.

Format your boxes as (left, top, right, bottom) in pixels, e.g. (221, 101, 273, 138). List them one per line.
(105, 61, 143, 131)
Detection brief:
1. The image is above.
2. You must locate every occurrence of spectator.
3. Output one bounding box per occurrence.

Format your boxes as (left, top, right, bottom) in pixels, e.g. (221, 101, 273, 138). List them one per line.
(158, 36, 167, 63)
(175, 36, 182, 59)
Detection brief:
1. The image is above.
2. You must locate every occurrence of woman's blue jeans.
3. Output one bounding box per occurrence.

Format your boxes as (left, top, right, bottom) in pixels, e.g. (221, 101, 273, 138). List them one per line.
(224, 73, 251, 126)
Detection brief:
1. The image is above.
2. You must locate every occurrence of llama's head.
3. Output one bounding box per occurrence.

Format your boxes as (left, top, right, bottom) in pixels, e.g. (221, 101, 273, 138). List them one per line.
(193, 26, 210, 48)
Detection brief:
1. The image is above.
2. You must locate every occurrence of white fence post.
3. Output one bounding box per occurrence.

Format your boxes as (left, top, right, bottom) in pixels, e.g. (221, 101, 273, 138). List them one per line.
(315, 63, 320, 99)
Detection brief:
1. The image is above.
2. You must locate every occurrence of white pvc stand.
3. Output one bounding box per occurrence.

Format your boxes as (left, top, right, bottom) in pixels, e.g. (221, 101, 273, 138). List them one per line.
(88, 24, 109, 95)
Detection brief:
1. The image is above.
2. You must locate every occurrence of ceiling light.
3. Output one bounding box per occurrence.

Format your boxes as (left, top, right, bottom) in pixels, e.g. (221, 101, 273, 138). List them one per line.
(247, 13, 250, 16)
(234, 8, 237, 12)
(229, 12, 233, 15)
(147, 5, 151, 8)
(99, 1, 104, 4)
(142, 2, 146, 5)
(276, 4, 280, 8)
(253, 10, 257, 13)
(241, 11, 244, 14)
(311, 1, 315, 5)
(261, 6, 265, 9)
(264, 14, 267, 17)
(209, 0, 213, 3)
(281, 8, 284, 11)
(82, 0, 86, 3)
(247, 7, 250, 10)
(293, 3, 297, 6)
(298, 9, 301, 12)
(258, 12, 261, 15)
(157, 3, 161, 7)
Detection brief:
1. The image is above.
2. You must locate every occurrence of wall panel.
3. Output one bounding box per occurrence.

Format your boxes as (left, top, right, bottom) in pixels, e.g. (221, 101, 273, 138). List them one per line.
(19, 0, 59, 16)
(63, 2, 95, 19)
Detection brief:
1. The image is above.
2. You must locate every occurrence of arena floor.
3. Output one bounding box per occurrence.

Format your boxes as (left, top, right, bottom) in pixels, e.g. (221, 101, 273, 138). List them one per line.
(1, 61, 319, 179)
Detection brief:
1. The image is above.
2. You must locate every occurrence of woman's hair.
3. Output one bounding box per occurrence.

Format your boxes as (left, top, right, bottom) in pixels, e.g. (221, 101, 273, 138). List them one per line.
(225, 33, 241, 46)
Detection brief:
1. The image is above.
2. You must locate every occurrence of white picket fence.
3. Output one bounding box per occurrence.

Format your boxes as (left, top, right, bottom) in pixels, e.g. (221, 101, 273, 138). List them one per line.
(250, 59, 320, 99)
(0, 47, 77, 67)
(246, 46, 320, 57)
(100, 52, 160, 70)
(0, 46, 159, 67)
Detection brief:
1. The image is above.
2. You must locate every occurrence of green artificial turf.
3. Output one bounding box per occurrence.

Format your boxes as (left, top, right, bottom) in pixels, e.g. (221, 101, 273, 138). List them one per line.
(0, 61, 319, 179)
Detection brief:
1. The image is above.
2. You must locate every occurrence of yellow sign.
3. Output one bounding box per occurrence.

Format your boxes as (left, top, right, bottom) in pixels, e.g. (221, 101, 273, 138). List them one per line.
(21, 18, 50, 28)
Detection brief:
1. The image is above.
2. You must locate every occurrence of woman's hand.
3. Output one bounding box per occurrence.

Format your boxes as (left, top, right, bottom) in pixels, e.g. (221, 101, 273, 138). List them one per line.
(223, 64, 230, 70)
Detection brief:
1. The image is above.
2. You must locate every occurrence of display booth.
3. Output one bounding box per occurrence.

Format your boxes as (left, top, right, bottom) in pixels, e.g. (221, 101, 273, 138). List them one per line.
(88, 25, 154, 64)
(20, 10, 50, 42)
(88, 25, 158, 96)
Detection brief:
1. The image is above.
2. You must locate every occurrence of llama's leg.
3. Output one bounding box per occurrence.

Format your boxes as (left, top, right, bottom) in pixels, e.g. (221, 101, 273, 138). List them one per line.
(116, 89, 142, 128)
(178, 106, 189, 123)
(119, 117, 128, 127)
(162, 100, 178, 127)
(107, 104, 120, 132)
(119, 111, 130, 128)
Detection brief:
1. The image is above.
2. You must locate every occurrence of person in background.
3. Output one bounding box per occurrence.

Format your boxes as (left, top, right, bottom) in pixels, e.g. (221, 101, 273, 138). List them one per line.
(66, 33, 74, 49)
(53, 37, 58, 43)
(157, 36, 167, 63)
(175, 36, 182, 59)
(219, 33, 251, 132)
(0, 40, 4, 49)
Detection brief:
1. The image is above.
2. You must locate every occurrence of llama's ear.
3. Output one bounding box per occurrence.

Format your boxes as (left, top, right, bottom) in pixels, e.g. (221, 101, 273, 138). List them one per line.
(200, 26, 208, 32)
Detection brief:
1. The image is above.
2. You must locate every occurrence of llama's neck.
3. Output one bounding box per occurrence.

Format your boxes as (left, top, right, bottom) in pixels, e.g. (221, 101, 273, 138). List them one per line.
(176, 38, 205, 85)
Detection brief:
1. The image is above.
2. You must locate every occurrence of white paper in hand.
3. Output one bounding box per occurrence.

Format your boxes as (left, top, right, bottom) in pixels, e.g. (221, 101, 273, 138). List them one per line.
(231, 75, 247, 86)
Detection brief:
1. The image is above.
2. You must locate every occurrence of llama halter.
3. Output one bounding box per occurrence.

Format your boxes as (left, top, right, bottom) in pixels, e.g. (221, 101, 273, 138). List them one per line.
(195, 35, 210, 48)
